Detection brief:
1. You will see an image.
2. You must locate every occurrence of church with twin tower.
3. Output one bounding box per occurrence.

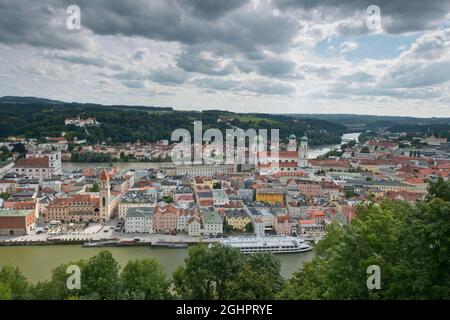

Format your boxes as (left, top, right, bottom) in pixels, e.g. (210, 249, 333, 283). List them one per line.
(287, 134, 309, 168)
(256, 134, 309, 175)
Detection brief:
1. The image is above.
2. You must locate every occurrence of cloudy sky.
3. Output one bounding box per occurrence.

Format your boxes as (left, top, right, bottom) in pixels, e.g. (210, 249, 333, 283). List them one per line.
(1, 0, 450, 117)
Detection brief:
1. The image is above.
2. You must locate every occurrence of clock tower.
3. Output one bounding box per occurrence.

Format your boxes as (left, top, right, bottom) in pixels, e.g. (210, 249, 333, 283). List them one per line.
(99, 169, 110, 221)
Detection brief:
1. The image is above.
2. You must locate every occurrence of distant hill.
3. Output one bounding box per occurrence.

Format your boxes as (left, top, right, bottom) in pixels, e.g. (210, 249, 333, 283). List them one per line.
(0, 96, 64, 105)
(0, 96, 346, 146)
(290, 113, 450, 131)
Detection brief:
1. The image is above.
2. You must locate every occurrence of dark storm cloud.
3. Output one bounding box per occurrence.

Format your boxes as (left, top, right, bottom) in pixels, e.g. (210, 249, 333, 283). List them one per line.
(57, 0, 299, 55)
(273, 0, 450, 34)
(178, 0, 249, 20)
(0, 1, 88, 49)
(1, 0, 449, 53)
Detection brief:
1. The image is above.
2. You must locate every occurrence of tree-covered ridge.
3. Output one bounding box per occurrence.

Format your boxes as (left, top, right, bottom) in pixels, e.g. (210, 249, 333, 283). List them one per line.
(0, 97, 346, 146)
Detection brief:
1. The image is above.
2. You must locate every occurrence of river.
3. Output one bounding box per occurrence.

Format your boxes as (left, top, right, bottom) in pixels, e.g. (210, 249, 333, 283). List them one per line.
(0, 245, 314, 283)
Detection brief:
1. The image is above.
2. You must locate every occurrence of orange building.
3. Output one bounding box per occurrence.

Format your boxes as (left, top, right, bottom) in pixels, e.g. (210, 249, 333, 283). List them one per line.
(255, 188, 284, 205)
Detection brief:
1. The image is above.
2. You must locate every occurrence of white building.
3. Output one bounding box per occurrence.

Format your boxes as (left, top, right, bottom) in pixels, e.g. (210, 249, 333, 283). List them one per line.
(202, 211, 223, 236)
(124, 207, 154, 233)
(65, 116, 100, 127)
(177, 206, 199, 232)
(159, 180, 178, 197)
(0, 161, 14, 177)
(27, 151, 62, 176)
(212, 189, 229, 207)
(247, 206, 275, 234)
(13, 157, 51, 179)
(175, 164, 234, 177)
(187, 216, 202, 236)
(118, 189, 157, 219)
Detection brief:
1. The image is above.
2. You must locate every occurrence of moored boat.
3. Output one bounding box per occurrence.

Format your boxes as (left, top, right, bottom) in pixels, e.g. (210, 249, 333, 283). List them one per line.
(215, 236, 312, 254)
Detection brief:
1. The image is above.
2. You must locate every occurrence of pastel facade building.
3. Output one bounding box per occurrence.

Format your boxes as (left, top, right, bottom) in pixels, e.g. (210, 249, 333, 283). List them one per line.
(223, 208, 251, 231)
(124, 207, 153, 233)
(187, 216, 202, 236)
(202, 211, 223, 236)
(275, 215, 295, 236)
(44, 194, 100, 223)
(152, 202, 179, 233)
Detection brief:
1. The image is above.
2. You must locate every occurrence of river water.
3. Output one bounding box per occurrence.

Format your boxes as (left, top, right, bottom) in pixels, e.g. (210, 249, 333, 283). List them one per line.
(0, 133, 359, 283)
(0, 245, 314, 283)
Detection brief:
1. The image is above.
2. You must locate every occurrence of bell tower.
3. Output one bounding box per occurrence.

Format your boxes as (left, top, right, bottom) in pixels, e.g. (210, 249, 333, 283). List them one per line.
(298, 135, 309, 167)
(99, 169, 110, 221)
(287, 134, 297, 152)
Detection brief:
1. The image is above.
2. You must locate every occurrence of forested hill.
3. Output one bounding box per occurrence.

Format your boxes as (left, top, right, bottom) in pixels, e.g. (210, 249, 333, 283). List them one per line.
(0, 96, 346, 146)
(293, 113, 450, 135)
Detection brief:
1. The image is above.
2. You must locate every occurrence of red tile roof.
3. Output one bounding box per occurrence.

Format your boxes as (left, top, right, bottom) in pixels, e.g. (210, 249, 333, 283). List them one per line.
(14, 157, 49, 168)
(100, 169, 109, 181)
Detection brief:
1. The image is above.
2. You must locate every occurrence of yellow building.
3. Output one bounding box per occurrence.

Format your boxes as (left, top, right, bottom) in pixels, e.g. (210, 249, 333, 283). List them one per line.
(223, 209, 252, 231)
(256, 189, 284, 205)
(360, 164, 380, 173)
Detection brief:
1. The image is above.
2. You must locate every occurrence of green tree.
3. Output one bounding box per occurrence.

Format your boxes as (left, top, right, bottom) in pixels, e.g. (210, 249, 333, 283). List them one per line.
(0, 192, 10, 201)
(225, 253, 284, 299)
(120, 259, 168, 300)
(29, 260, 87, 300)
(360, 146, 370, 153)
(280, 194, 450, 300)
(244, 222, 254, 233)
(173, 245, 243, 299)
(11, 143, 27, 157)
(90, 183, 99, 192)
(0, 265, 30, 299)
(224, 265, 274, 299)
(81, 251, 120, 299)
(0, 283, 12, 300)
(428, 177, 450, 202)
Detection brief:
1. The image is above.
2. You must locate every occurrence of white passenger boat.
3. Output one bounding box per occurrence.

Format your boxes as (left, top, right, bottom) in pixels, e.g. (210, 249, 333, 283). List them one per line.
(216, 236, 312, 254)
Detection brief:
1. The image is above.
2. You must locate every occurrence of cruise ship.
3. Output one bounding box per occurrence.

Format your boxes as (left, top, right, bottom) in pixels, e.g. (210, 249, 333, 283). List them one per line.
(216, 236, 312, 254)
